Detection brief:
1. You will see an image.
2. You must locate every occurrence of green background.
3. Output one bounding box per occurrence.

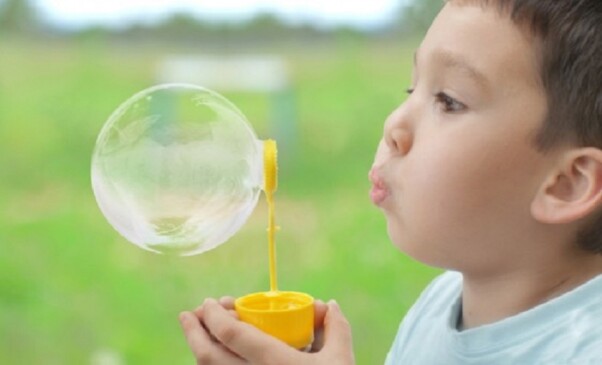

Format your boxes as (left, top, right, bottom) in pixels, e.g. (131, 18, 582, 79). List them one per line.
(0, 38, 441, 364)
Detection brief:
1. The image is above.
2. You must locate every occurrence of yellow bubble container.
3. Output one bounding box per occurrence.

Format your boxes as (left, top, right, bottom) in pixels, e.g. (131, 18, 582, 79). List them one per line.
(235, 291, 314, 349)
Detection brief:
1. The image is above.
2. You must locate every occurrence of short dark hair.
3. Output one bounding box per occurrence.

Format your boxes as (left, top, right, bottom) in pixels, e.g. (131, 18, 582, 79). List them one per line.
(448, 0, 602, 253)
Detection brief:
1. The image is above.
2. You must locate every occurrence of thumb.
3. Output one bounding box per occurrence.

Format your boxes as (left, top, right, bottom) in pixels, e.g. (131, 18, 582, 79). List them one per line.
(322, 301, 354, 358)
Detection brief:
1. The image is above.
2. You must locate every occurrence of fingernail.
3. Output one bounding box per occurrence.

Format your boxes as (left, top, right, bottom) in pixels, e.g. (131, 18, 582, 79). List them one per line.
(328, 299, 339, 310)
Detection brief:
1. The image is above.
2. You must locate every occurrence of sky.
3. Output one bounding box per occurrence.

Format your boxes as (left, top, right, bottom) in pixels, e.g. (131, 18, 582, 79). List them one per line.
(33, 0, 405, 30)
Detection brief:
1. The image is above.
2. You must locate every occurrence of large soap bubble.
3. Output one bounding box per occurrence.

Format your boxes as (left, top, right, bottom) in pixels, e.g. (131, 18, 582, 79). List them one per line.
(91, 84, 265, 256)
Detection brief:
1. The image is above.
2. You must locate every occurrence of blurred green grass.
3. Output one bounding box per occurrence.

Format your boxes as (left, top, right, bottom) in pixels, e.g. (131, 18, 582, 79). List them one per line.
(0, 38, 441, 364)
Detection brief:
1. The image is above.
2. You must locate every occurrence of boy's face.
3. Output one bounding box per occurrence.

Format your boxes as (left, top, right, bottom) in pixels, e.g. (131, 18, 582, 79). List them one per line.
(370, 3, 552, 272)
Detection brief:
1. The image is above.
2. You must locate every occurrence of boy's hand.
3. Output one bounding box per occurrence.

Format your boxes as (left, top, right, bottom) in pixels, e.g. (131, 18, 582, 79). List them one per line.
(179, 297, 355, 365)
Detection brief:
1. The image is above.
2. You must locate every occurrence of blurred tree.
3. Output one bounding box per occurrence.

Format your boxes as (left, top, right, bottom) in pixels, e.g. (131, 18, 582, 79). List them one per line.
(0, 0, 41, 35)
(154, 12, 209, 39)
(113, 11, 332, 46)
(245, 13, 284, 32)
(241, 12, 301, 42)
(397, 0, 443, 35)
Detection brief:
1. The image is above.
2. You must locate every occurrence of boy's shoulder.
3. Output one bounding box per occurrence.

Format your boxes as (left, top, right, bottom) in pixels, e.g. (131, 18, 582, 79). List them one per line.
(388, 272, 602, 364)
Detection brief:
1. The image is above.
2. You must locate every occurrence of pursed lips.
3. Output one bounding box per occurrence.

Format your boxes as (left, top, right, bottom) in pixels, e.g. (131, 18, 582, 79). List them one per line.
(369, 167, 390, 205)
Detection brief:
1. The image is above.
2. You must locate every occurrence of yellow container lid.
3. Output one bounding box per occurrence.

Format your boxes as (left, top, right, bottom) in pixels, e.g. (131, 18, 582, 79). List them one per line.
(235, 291, 314, 349)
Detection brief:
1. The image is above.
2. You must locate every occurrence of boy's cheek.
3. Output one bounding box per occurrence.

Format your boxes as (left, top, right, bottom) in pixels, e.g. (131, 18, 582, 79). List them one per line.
(402, 150, 494, 224)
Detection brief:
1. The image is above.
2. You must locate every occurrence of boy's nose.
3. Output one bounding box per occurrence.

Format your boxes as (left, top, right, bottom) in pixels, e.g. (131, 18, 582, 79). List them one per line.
(383, 103, 415, 158)
(387, 128, 413, 156)
(372, 127, 412, 171)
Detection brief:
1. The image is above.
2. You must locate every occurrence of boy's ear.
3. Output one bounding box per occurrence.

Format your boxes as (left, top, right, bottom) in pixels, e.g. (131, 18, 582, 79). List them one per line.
(531, 148, 602, 224)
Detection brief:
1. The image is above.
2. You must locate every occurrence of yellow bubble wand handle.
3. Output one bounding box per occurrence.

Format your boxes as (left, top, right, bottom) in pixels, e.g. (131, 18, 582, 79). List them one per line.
(264, 139, 278, 292)
(235, 139, 315, 349)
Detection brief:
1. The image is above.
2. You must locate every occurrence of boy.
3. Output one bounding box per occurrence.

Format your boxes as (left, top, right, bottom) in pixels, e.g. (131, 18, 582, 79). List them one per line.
(179, 0, 602, 363)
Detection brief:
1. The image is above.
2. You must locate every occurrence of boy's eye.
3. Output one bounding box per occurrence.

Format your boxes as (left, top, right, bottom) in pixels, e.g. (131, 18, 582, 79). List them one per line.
(435, 92, 466, 113)
(406, 88, 415, 95)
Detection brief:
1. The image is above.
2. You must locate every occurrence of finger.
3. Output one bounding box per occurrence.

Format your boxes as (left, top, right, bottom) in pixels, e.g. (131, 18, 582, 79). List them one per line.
(314, 299, 327, 328)
(228, 309, 239, 320)
(189, 303, 236, 343)
(310, 326, 325, 353)
(203, 299, 300, 364)
(219, 296, 236, 310)
(194, 296, 233, 317)
(322, 301, 355, 361)
(179, 311, 246, 365)
(193, 305, 204, 319)
(310, 300, 327, 352)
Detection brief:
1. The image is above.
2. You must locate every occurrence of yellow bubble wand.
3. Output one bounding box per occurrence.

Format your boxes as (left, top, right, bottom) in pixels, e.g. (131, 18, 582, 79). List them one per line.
(234, 139, 315, 349)
(263, 139, 279, 292)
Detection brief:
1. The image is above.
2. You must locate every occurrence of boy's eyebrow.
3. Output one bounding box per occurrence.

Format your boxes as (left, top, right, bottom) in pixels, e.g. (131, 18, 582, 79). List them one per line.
(414, 49, 490, 91)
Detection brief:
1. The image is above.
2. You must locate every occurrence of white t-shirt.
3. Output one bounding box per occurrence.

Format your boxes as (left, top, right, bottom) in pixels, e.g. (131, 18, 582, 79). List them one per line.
(385, 271, 602, 364)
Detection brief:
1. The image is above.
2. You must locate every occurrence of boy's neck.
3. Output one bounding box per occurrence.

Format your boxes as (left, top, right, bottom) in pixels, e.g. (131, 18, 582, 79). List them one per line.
(459, 252, 602, 330)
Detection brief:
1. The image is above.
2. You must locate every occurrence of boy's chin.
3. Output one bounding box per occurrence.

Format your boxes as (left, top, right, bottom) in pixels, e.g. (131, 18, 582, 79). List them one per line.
(387, 225, 419, 257)
(388, 227, 450, 269)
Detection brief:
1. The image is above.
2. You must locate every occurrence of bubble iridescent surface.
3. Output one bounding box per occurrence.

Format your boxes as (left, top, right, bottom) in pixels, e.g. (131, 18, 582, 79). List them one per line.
(91, 84, 263, 256)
